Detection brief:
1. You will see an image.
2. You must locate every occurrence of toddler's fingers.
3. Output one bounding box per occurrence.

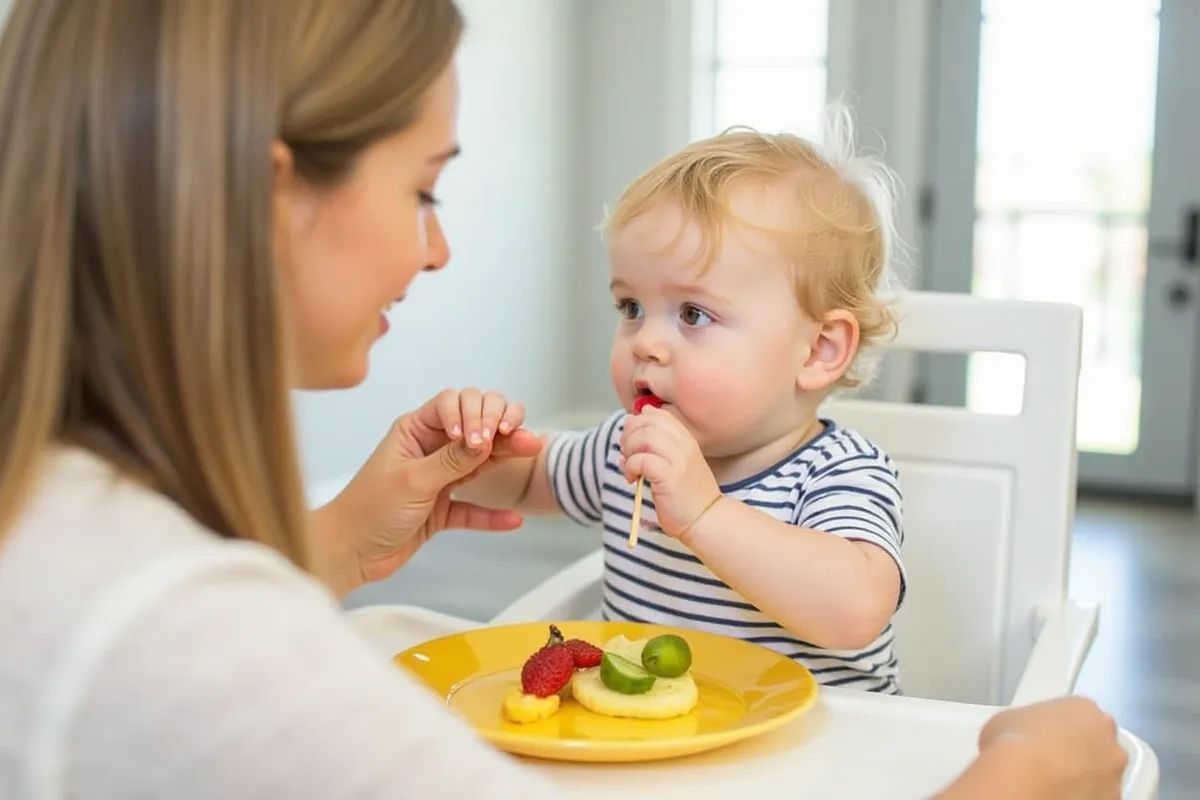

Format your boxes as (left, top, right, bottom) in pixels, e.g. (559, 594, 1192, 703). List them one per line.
(620, 424, 674, 461)
(434, 388, 464, 439)
(497, 400, 525, 435)
(480, 391, 509, 442)
(639, 405, 688, 443)
(623, 452, 669, 485)
(458, 386, 486, 448)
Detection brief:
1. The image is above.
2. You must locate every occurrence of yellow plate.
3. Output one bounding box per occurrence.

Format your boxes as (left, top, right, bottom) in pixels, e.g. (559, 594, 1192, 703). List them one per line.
(392, 620, 819, 763)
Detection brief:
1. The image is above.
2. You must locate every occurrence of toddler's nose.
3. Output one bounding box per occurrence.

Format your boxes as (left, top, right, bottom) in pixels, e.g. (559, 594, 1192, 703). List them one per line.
(632, 323, 669, 363)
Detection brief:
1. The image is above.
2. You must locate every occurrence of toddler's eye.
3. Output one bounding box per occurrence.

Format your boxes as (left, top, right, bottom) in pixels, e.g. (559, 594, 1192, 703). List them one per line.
(680, 303, 713, 327)
(614, 298, 643, 320)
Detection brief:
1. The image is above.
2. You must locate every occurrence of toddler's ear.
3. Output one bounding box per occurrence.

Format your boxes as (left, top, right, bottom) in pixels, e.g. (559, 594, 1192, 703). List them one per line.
(796, 310, 859, 393)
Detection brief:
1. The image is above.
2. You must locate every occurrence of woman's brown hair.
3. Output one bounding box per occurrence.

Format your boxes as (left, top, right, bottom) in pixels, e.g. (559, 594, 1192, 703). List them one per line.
(0, 0, 463, 569)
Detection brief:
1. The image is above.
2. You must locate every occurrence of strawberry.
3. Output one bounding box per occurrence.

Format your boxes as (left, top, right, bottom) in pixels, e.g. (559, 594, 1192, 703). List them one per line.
(519, 626, 576, 697)
(543, 624, 603, 668)
(519, 646, 574, 697)
(561, 638, 603, 668)
(633, 394, 663, 414)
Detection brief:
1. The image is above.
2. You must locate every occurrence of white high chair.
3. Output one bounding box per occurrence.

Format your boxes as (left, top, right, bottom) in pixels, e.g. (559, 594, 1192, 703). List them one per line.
(489, 290, 1091, 708)
(315, 291, 1159, 797)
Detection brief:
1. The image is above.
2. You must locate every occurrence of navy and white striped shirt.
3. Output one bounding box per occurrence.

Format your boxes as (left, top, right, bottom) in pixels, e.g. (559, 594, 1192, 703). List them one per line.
(546, 410, 906, 694)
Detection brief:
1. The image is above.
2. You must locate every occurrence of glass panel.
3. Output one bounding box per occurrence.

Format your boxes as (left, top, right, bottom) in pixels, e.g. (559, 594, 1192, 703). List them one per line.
(713, 64, 826, 138)
(968, 1, 1161, 455)
(715, 0, 828, 62)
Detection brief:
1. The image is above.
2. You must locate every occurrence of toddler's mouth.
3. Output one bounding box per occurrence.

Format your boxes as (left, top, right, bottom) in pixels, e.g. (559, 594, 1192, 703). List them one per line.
(633, 383, 665, 413)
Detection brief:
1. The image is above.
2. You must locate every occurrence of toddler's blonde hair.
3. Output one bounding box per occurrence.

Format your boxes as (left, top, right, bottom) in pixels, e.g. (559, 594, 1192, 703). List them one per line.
(605, 103, 905, 389)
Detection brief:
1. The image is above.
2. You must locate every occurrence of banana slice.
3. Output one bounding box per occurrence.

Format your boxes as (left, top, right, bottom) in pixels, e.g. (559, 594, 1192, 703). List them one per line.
(567, 634, 699, 720)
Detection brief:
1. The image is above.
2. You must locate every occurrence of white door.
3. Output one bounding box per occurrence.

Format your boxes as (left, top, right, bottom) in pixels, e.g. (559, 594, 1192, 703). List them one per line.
(922, 0, 1200, 495)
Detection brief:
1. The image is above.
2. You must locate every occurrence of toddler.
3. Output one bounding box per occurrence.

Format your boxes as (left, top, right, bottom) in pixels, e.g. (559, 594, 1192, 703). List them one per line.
(454, 109, 906, 693)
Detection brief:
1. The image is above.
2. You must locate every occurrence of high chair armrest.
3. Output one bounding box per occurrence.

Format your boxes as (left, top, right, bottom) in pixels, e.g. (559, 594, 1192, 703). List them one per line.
(1009, 597, 1099, 706)
(490, 548, 604, 624)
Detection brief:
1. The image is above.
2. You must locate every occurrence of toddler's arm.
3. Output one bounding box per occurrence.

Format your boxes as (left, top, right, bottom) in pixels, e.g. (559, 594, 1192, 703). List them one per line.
(454, 443, 555, 512)
(456, 410, 627, 522)
(683, 455, 905, 651)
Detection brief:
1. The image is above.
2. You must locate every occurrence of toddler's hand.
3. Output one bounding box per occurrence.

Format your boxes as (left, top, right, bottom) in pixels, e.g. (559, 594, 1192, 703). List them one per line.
(433, 387, 526, 450)
(620, 406, 721, 539)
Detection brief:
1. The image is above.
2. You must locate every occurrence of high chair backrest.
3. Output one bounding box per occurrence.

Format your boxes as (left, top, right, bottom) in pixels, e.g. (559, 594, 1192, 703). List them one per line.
(820, 290, 1082, 705)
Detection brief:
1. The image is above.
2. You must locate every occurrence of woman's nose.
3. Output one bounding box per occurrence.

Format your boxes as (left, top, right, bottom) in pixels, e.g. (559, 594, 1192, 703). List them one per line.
(422, 211, 450, 272)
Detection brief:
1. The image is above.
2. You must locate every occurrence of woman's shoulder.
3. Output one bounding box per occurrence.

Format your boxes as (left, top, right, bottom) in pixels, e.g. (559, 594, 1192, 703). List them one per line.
(2, 446, 322, 613)
(0, 448, 558, 798)
(0, 445, 339, 709)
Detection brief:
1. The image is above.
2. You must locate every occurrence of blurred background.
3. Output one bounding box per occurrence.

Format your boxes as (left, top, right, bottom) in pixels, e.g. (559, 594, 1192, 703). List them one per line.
(300, 1, 1197, 794)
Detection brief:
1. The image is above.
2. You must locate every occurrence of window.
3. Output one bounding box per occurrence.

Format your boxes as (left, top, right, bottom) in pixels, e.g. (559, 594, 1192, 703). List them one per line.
(696, 0, 831, 139)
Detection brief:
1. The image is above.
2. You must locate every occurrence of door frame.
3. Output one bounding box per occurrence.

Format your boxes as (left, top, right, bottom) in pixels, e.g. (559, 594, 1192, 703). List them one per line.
(920, 0, 1200, 497)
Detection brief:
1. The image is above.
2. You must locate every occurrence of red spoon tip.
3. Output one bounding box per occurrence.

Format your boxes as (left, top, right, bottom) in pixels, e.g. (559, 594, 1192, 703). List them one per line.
(633, 394, 663, 414)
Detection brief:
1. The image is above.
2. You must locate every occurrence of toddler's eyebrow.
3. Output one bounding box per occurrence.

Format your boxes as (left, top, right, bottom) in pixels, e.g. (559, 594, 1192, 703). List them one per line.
(609, 278, 726, 306)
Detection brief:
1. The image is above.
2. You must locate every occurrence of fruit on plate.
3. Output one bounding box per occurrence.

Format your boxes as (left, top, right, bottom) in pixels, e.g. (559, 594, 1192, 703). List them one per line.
(557, 629, 604, 668)
(599, 653, 656, 694)
(519, 636, 575, 698)
(502, 687, 561, 724)
(570, 634, 699, 720)
(641, 633, 692, 678)
(502, 625, 603, 724)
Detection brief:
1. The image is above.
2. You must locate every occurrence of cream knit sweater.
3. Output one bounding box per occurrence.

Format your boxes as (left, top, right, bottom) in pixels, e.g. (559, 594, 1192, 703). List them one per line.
(0, 448, 560, 799)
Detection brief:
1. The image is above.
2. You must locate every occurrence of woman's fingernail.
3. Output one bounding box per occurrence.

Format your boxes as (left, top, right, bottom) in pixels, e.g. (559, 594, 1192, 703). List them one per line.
(482, 427, 493, 441)
(451, 424, 462, 437)
(469, 432, 482, 446)
(499, 421, 511, 434)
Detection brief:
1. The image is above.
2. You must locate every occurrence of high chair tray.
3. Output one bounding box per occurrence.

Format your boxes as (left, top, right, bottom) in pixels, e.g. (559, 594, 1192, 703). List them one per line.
(344, 604, 1160, 800)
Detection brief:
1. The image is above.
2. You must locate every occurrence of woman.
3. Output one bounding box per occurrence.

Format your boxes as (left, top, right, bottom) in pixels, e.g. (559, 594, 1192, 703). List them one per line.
(0, 1, 1126, 798)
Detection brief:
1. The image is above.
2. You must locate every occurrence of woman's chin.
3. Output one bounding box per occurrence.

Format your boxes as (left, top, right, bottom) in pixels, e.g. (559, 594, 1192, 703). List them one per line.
(295, 355, 371, 391)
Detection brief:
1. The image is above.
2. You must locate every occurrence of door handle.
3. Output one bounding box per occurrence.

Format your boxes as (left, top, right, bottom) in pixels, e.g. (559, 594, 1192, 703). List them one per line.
(1150, 205, 1200, 266)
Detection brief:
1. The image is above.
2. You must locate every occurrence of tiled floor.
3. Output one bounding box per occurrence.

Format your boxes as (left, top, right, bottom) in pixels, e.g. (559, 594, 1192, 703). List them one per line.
(344, 499, 1199, 798)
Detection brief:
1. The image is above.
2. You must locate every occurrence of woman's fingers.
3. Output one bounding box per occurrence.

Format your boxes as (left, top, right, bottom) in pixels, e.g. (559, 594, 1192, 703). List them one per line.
(490, 428, 543, 458)
(443, 500, 524, 532)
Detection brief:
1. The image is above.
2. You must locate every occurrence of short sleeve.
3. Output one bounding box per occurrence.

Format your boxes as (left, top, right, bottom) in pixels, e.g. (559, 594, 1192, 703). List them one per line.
(794, 445, 907, 608)
(60, 551, 562, 800)
(544, 410, 624, 526)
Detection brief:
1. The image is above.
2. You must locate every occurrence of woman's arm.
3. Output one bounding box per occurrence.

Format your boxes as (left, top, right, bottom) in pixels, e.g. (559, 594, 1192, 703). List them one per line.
(933, 737, 1056, 800)
(935, 698, 1127, 800)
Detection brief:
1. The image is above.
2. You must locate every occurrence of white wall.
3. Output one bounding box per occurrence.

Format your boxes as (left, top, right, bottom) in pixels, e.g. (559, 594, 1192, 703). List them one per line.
(296, 0, 578, 485)
(566, 0, 697, 409)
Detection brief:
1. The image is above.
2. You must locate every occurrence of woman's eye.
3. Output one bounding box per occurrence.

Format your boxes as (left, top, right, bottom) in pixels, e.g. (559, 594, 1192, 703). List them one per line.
(680, 303, 713, 327)
(614, 298, 643, 320)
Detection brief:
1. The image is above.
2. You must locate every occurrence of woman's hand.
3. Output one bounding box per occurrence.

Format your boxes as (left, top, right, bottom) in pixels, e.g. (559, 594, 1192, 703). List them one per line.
(977, 697, 1127, 800)
(314, 389, 543, 596)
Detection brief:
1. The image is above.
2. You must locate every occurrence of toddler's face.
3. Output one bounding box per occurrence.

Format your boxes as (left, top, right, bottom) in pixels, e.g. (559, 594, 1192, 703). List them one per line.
(607, 199, 819, 458)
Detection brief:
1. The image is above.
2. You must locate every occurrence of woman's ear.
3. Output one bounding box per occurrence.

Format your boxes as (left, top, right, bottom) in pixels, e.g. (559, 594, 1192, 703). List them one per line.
(271, 141, 296, 267)
(796, 310, 860, 393)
